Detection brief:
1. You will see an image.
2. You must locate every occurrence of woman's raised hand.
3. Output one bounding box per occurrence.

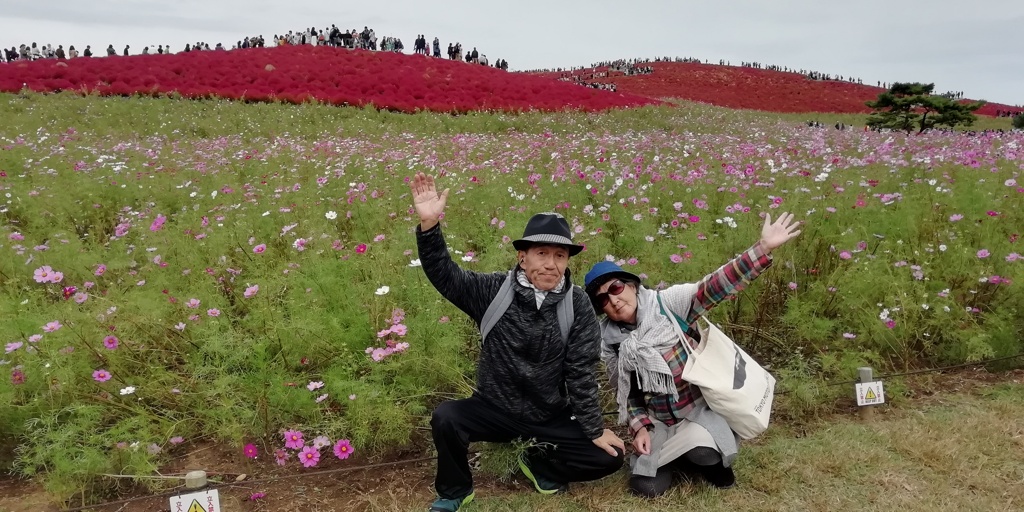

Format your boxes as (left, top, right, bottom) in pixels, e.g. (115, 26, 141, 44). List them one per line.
(410, 172, 449, 231)
(760, 212, 803, 252)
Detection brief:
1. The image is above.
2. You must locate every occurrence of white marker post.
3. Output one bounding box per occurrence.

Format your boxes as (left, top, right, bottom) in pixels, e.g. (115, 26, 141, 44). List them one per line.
(855, 367, 885, 421)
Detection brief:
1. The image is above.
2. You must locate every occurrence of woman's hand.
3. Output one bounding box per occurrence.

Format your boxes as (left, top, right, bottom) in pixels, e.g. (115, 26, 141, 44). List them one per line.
(632, 427, 651, 455)
(409, 172, 449, 231)
(760, 212, 803, 252)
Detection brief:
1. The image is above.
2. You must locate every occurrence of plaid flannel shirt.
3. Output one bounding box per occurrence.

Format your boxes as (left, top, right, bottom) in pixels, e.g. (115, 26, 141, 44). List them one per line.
(627, 241, 772, 435)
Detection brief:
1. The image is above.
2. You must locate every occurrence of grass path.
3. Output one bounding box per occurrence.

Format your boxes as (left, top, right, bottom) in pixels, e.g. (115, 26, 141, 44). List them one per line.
(393, 380, 1024, 512)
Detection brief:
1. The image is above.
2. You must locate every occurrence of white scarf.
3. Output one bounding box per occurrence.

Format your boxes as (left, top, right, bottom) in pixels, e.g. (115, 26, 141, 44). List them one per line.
(600, 285, 696, 423)
(516, 269, 566, 309)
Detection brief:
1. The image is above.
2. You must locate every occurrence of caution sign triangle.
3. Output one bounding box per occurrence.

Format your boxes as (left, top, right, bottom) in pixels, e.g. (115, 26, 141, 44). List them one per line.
(864, 388, 877, 400)
(187, 499, 207, 512)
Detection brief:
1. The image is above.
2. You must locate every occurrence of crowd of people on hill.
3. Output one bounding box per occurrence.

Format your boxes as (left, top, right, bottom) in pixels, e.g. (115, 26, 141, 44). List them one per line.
(995, 109, 1024, 118)
(0, 24, 509, 70)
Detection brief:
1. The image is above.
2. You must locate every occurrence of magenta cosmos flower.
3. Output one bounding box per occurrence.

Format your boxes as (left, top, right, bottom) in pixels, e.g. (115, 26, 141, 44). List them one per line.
(244, 285, 259, 298)
(355, 244, 368, 254)
(103, 335, 119, 350)
(253, 244, 266, 254)
(243, 443, 259, 458)
(333, 439, 354, 460)
(43, 321, 62, 332)
(282, 430, 304, 450)
(298, 446, 320, 468)
(93, 369, 112, 382)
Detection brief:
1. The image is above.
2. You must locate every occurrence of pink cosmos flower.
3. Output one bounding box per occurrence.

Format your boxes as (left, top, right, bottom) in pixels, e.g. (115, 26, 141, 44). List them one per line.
(293, 238, 308, 251)
(885, 319, 896, 329)
(253, 244, 266, 254)
(207, 308, 220, 317)
(73, 292, 88, 304)
(274, 449, 290, 466)
(355, 244, 367, 254)
(243, 443, 259, 458)
(11, 368, 26, 385)
(283, 430, 304, 450)
(1007, 253, 1021, 262)
(333, 439, 353, 460)
(149, 214, 166, 232)
(842, 333, 857, 339)
(28, 334, 42, 343)
(5, 342, 23, 353)
(169, 436, 185, 445)
(299, 446, 320, 468)
(93, 369, 112, 382)
(103, 335, 119, 350)
(390, 324, 408, 336)
(315, 394, 329, 403)
(186, 298, 200, 308)
(43, 321, 62, 333)
(312, 436, 331, 450)
(33, 268, 56, 284)
(948, 214, 963, 222)
(839, 251, 852, 260)
(95, 264, 106, 276)
(788, 282, 798, 290)
(9, 232, 24, 241)
(307, 381, 324, 391)
(249, 492, 266, 501)
(977, 249, 990, 259)
(244, 285, 259, 298)
(669, 254, 683, 264)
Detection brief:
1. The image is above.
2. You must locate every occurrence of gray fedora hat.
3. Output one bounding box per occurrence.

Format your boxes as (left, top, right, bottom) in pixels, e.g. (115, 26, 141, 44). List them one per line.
(512, 212, 584, 256)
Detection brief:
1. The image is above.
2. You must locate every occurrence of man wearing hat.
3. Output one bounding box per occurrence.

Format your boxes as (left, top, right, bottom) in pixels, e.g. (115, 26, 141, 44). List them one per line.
(410, 173, 625, 512)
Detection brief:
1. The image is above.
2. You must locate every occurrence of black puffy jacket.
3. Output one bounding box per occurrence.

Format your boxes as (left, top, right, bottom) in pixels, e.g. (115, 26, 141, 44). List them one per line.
(417, 224, 605, 439)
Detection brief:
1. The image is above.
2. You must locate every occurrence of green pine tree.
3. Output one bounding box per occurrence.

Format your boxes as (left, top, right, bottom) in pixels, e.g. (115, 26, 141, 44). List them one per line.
(1013, 114, 1024, 130)
(866, 83, 985, 134)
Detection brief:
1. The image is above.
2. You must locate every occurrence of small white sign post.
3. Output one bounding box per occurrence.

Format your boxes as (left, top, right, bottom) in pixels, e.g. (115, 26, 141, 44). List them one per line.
(856, 367, 885, 420)
(169, 489, 220, 512)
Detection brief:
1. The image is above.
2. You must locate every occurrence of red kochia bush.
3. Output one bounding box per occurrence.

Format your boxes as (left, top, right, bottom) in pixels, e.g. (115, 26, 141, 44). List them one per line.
(535, 62, 1016, 115)
(0, 46, 659, 113)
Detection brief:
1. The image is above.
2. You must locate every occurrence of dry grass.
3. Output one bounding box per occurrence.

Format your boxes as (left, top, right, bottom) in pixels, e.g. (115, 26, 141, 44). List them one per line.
(384, 382, 1024, 512)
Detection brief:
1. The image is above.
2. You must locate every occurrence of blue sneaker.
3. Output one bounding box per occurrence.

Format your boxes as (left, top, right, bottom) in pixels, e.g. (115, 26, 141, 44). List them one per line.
(428, 491, 474, 511)
(518, 456, 568, 495)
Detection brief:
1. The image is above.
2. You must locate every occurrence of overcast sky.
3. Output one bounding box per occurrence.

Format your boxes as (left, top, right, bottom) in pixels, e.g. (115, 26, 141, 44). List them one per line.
(2, 0, 1021, 105)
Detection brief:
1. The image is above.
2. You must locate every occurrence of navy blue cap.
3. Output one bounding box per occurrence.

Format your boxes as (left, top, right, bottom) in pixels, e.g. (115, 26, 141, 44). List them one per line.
(584, 261, 641, 297)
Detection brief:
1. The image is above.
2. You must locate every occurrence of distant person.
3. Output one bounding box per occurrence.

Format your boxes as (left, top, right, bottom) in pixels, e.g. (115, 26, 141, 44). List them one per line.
(433, 37, 440, 57)
(123, 45, 130, 56)
(157, 45, 164, 54)
(83, 45, 92, 57)
(142, 46, 149, 55)
(106, 44, 116, 56)
(68, 45, 78, 58)
(55, 45, 65, 59)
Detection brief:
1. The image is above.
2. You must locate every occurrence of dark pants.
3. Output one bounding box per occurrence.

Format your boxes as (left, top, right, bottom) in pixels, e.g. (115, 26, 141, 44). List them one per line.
(430, 396, 624, 499)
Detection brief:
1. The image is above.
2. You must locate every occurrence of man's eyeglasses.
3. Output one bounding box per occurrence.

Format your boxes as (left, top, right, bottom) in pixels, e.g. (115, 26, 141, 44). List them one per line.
(595, 280, 626, 308)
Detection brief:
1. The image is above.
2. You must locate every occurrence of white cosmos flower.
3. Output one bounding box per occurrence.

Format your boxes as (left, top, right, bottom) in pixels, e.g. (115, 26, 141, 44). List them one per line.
(120, 386, 136, 395)
(375, 286, 390, 295)
(325, 211, 338, 220)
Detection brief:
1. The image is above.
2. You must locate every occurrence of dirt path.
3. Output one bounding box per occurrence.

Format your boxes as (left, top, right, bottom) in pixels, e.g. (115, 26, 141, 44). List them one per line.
(2, 367, 1022, 512)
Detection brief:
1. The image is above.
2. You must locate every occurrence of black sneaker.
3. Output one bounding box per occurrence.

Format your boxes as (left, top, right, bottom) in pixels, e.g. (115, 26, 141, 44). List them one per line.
(699, 462, 736, 489)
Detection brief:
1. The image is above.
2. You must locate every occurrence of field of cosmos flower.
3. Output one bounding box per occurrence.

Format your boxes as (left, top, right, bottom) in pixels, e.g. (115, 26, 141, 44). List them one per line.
(0, 71, 1021, 505)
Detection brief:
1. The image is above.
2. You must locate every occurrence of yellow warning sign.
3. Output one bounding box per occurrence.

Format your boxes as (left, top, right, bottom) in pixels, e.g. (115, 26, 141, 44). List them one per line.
(864, 388, 877, 400)
(187, 500, 207, 512)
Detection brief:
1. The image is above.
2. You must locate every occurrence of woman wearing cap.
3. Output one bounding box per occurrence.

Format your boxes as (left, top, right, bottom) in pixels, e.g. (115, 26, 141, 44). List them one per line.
(584, 212, 802, 498)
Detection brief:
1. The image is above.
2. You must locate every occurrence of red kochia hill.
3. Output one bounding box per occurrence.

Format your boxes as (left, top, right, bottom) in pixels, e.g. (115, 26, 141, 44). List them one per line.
(0, 45, 660, 113)
(536, 61, 1017, 116)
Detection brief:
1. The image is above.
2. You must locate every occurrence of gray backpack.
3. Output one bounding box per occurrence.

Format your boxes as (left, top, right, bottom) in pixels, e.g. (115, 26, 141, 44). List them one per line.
(480, 271, 575, 344)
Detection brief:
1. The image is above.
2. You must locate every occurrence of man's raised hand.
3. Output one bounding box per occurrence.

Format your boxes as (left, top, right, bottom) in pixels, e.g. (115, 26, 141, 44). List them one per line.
(410, 172, 449, 231)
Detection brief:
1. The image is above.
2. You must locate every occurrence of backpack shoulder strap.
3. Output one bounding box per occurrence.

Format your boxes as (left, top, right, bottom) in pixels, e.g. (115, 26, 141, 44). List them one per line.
(480, 271, 515, 343)
(557, 285, 575, 345)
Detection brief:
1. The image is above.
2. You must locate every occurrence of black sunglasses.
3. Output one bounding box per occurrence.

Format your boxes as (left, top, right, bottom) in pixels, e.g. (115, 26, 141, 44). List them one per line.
(594, 280, 626, 308)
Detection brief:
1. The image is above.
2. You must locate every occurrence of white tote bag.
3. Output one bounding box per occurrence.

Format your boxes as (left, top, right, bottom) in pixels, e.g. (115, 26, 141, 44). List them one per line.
(658, 294, 775, 439)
